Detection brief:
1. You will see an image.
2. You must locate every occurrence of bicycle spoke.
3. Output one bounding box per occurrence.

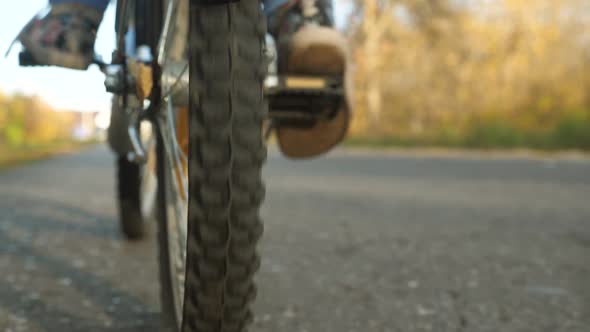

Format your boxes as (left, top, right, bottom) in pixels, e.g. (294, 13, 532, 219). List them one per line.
(156, 3, 190, 323)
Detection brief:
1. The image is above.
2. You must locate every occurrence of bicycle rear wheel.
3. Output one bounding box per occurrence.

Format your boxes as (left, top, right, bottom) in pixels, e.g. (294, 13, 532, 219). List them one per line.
(112, 0, 163, 240)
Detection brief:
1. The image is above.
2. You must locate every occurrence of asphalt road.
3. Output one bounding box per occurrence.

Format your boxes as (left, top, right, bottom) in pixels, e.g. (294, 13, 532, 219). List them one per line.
(0, 146, 589, 332)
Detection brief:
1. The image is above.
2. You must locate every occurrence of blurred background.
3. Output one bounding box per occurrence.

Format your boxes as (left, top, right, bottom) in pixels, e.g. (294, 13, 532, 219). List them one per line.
(347, 0, 590, 150)
(3, 0, 590, 165)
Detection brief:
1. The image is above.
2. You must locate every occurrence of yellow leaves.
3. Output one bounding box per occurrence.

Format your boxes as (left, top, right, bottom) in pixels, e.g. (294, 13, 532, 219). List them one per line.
(444, 51, 461, 68)
(0, 92, 78, 147)
(348, 0, 590, 140)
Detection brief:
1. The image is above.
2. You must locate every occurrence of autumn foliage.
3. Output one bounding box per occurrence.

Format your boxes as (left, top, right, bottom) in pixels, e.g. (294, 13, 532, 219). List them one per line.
(0, 91, 79, 148)
(348, 0, 590, 149)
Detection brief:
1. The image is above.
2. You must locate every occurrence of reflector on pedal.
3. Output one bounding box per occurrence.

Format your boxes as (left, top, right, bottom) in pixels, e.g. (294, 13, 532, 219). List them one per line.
(285, 77, 326, 89)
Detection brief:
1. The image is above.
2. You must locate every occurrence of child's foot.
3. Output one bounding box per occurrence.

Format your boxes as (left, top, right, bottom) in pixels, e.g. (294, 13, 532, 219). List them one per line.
(17, 4, 102, 70)
(269, 0, 347, 76)
(269, 0, 352, 159)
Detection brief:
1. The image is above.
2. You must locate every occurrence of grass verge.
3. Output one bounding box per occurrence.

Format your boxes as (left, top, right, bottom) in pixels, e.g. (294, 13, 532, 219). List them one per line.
(346, 112, 590, 152)
(0, 141, 99, 171)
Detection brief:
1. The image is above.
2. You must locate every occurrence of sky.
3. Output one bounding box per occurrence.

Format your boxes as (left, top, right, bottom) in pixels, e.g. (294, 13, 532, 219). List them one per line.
(0, 1, 117, 112)
(0, 1, 349, 113)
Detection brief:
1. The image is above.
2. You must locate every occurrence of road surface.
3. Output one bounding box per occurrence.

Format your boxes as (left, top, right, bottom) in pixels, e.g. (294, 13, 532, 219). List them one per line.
(0, 146, 589, 332)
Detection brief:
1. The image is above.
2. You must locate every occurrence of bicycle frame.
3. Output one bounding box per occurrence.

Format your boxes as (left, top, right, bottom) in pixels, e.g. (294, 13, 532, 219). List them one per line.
(106, 0, 347, 163)
(108, 0, 344, 130)
(108, 0, 188, 160)
(103, 3, 191, 248)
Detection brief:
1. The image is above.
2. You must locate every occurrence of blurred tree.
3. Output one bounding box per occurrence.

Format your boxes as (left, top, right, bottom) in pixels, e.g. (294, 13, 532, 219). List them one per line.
(0, 92, 79, 148)
(346, 0, 590, 145)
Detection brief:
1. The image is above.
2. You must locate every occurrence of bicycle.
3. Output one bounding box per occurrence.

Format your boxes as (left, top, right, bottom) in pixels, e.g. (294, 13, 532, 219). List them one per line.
(18, 0, 348, 330)
(111, 1, 266, 330)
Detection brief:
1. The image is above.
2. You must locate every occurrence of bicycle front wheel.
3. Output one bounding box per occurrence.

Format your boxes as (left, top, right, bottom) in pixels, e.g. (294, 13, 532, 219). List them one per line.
(155, 0, 268, 331)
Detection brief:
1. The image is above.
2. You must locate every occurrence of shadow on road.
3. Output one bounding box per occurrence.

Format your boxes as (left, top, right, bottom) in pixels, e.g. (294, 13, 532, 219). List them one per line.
(0, 193, 120, 240)
(0, 193, 162, 331)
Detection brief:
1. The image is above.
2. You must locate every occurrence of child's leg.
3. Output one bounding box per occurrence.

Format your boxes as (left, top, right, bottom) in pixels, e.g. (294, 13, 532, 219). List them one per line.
(49, 0, 110, 12)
